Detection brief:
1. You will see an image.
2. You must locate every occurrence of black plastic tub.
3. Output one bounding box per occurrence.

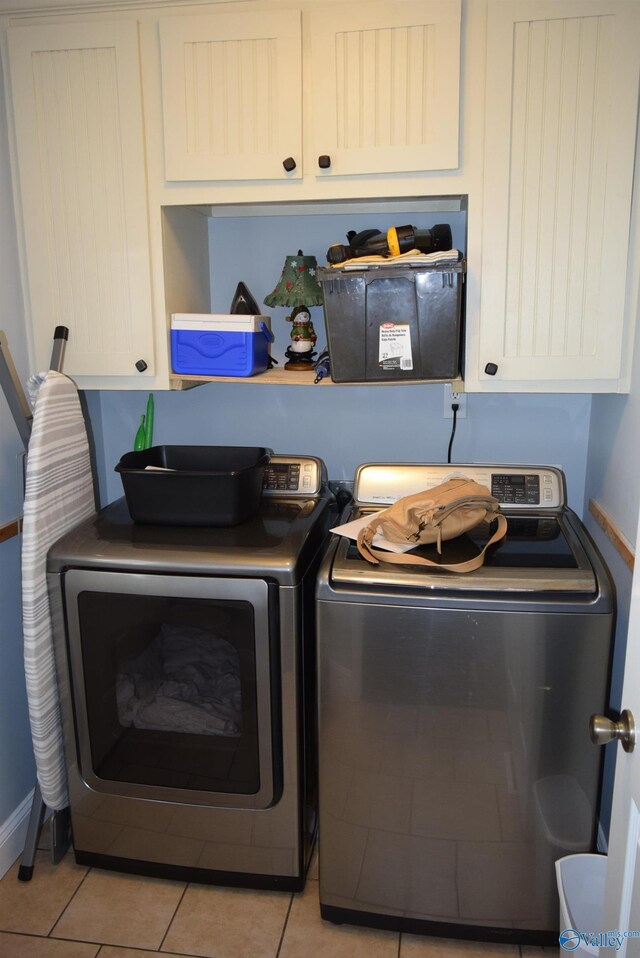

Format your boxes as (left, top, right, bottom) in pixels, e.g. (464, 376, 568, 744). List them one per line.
(115, 445, 271, 526)
(317, 260, 465, 383)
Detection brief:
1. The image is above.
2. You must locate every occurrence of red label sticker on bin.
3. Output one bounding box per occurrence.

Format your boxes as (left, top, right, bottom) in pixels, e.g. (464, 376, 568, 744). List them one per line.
(379, 323, 413, 371)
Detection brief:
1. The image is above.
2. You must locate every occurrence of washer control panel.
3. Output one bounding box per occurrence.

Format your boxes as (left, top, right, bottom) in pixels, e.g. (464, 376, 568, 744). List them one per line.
(488, 470, 562, 507)
(491, 473, 540, 505)
(262, 455, 325, 497)
(354, 464, 565, 509)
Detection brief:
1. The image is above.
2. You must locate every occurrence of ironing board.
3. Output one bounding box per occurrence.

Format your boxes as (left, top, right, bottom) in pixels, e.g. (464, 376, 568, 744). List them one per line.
(0, 327, 96, 879)
(22, 370, 96, 810)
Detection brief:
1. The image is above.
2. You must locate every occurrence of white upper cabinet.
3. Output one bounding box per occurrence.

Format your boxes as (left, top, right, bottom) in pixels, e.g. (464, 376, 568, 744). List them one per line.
(5, 0, 637, 391)
(7, 20, 155, 378)
(158, 0, 461, 183)
(159, 10, 302, 181)
(479, 0, 640, 385)
(309, 0, 461, 176)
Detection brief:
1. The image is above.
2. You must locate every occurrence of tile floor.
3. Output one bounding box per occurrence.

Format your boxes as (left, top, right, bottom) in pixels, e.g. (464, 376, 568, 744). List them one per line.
(0, 842, 559, 958)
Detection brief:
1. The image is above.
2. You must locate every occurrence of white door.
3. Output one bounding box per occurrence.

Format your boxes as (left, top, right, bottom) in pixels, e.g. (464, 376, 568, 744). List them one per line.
(599, 513, 640, 954)
(480, 0, 640, 385)
(159, 10, 302, 181)
(7, 20, 155, 378)
(309, 0, 461, 176)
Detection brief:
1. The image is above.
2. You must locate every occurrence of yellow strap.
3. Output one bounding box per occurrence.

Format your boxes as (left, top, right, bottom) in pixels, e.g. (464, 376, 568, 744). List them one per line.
(386, 226, 401, 257)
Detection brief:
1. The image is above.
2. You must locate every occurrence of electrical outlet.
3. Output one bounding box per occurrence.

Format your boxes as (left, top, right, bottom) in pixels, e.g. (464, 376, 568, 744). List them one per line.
(443, 382, 467, 419)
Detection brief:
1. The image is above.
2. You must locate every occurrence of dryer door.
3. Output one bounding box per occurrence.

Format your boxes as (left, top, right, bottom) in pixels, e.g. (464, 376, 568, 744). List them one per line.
(61, 569, 280, 809)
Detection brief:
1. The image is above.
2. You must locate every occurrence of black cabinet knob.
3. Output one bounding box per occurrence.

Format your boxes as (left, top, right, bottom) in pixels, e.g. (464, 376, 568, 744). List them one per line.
(484, 362, 498, 376)
(318, 154, 331, 169)
(282, 157, 297, 172)
(135, 359, 148, 373)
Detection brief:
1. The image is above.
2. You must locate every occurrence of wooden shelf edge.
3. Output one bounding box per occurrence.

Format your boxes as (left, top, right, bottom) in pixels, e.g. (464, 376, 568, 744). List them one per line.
(170, 369, 455, 389)
(0, 517, 22, 545)
(170, 369, 323, 389)
(589, 499, 635, 573)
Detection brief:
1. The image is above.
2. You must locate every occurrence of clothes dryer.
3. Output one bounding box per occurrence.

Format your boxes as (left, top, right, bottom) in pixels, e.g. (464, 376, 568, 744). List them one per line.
(48, 455, 334, 891)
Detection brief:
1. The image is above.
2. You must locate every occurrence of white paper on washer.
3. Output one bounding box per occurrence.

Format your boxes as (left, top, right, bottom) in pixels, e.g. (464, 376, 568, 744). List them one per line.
(330, 511, 416, 554)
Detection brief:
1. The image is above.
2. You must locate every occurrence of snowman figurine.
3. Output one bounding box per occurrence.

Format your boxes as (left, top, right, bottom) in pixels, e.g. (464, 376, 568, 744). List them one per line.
(284, 305, 318, 370)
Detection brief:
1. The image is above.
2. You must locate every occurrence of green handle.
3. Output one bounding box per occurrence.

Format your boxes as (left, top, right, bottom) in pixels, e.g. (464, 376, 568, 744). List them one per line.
(134, 415, 146, 451)
(144, 394, 154, 449)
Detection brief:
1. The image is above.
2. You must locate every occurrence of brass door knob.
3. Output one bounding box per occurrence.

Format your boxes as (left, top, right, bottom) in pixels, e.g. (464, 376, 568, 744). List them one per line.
(590, 710, 636, 753)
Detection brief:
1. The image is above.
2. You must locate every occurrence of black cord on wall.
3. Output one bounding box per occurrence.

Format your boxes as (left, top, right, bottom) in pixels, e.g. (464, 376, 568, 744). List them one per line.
(447, 403, 459, 463)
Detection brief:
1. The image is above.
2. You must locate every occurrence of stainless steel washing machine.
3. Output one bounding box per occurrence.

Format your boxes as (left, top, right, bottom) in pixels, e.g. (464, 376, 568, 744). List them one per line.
(47, 455, 335, 891)
(316, 463, 614, 946)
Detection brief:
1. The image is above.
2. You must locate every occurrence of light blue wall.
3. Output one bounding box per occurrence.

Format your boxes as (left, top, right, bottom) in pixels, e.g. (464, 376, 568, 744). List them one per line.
(584, 383, 639, 698)
(0, 539, 36, 820)
(0, 57, 36, 824)
(207, 208, 468, 370)
(88, 208, 593, 512)
(87, 385, 593, 514)
(582, 261, 640, 838)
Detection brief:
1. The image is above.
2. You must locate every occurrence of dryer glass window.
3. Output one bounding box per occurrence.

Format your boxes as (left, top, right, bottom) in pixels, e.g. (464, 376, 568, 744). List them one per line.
(76, 590, 261, 794)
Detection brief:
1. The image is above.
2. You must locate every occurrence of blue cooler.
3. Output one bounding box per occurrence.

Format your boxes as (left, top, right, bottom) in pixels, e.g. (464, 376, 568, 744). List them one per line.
(171, 314, 274, 377)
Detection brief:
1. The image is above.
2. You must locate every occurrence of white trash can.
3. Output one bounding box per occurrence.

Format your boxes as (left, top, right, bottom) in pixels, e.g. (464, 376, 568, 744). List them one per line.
(555, 853, 607, 955)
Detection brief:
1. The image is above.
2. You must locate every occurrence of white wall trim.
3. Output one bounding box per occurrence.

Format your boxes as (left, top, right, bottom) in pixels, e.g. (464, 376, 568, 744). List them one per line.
(0, 789, 33, 879)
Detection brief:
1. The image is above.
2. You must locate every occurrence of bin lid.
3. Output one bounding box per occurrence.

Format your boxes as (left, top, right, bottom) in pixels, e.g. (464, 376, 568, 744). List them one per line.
(318, 249, 465, 273)
(171, 313, 271, 332)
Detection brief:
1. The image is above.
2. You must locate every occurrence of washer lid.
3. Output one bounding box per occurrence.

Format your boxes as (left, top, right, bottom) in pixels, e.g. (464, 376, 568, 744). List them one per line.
(330, 509, 597, 593)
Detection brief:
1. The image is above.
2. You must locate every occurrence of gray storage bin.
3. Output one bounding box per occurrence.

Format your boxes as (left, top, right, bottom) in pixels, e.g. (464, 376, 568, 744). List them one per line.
(317, 260, 465, 383)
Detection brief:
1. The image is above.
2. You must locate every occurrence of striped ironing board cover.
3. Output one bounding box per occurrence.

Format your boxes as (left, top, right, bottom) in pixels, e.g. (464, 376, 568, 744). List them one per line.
(21, 371, 96, 811)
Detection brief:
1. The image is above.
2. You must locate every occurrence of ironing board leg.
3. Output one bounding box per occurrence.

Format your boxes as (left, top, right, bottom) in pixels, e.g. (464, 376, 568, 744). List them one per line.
(18, 783, 45, 881)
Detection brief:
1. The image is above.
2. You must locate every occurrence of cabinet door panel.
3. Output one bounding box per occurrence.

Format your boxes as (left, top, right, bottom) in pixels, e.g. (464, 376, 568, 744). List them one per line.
(7, 20, 154, 378)
(480, 1, 640, 383)
(310, 0, 460, 176)
(159, 11, 302, 181)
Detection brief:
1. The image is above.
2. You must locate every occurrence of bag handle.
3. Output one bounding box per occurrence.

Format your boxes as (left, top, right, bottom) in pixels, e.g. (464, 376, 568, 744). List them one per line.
(357, 512, 508, 574)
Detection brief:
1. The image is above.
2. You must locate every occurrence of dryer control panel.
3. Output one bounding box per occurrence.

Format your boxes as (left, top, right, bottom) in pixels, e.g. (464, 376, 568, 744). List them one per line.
(262, 455, 326, 497)
(354, 464, 565, 509)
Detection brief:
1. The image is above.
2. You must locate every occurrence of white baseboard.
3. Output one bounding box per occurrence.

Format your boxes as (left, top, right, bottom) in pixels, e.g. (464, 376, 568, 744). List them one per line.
(0, 789, 34, 879)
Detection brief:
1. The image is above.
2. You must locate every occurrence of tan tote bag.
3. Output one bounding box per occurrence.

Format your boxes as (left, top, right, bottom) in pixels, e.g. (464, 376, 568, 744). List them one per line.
(357, 476, 508, 574)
